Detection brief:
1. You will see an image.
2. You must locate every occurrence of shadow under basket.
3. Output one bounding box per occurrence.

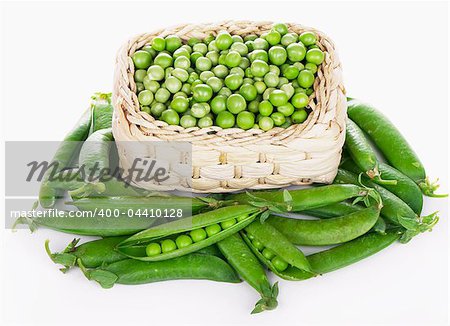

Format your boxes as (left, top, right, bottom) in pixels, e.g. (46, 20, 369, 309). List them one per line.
(112, 21, 347, 193)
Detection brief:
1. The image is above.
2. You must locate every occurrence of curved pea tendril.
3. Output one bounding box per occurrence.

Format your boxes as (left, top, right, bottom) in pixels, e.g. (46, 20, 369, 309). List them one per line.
(418, 178, 448, 198)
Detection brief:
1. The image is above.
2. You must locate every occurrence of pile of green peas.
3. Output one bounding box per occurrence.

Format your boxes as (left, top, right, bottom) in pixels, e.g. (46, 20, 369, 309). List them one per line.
(145, 215, 247, 257)
(132, 23, 324, 131)
(245, 232, 289, 272)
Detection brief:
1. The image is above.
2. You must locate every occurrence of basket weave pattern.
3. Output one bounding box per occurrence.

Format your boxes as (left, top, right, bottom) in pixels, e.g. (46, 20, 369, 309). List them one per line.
(113, 21, 346, 193)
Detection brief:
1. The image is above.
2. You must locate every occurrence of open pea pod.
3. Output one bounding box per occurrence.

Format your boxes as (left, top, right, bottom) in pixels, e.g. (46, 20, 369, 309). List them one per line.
(118, 205, 261, 261)
(241, 221, 315, 281)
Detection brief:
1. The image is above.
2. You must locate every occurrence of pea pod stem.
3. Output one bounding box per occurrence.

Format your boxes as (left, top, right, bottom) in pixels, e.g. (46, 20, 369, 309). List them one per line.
(345, 119, 396, 186)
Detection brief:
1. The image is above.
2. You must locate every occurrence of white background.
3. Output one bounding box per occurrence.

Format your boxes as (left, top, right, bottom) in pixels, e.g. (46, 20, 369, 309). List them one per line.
(1, 1, 448, 325)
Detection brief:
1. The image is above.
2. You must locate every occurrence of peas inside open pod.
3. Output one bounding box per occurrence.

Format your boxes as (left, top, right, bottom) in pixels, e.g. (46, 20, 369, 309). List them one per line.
(118, 205, 260, 261)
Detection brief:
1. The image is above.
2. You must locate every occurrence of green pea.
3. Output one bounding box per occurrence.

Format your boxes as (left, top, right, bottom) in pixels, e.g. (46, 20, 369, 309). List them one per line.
(281, 116, 292, 128)
(134, 69, 147, 83)
(205, 224, 222, 237)
(232, 35, 243, 43)
(197, 116, 213, 128)
(269, 90, 288, 106)
(258, 100, 274, 117)
(172, 68, 189, 82)
(216, 32, 233, 50)
(161, 109, 180, 125)
(254, 81, 267, 94)
(239, 84, 257, 101)
(225, 50, 242, 68)
(245, 40, 254, 52)
(191, 84, 212, 102)
(173, 92, 187, 98)
(213, 64, 229, 78)
(269, 65, 280, 76)
(161, 239, 177, 253)
(165, 76, 182, 93)
(199, 71, 214, 83)
(221, 218, 237, 229)
(136, 83, 145, 93)
(266, 30, 281, 46)
(206, 51, 219, 66)
(191, 103, 210, 118)
(271, 256, 289, 272)
(190, 52, 203, 64)
(268, 46, 287, 66)
(210, 95, 228, 114)
(281, 83, 295, 99)
(262, 87, 275, 101)
(291, 92, 309, 109)
(224, 74, 243, 90)
(142, 44, 156, 57)
(283, 65, 300, 80)
(218, 87, 232, 97)
(236, 214, 249, 222)
(306, 48, 325, 65)
(251, 239, 265, 251)
(216, 111, 235, 129)
(259, 116, 274, 131)
(187, 38, 200, 47)
(244, 34, 258, 42)
(231, 42, 248, 56)
(286, 43, 306, 62)
(147, 65, 165, 81)
(204, 77, 221, 93)
(243, 78, 254, 85)
(188, 72, 199, 84)
(226, 94, 246, 114)
(165, 67, 174, 80)
(146, 243, 161, 256)
(239, 57, 250, 70)
(176, 234, 193, 248)
(272, 23, 289, 36)
(154, 88, 169, 103)
(190, 228, 207, 242)
(154, 53, 173, 69)
(193, 43, 208, 55)
(262, 248, 276, 260)
(277, 103, 295, 116)
(140, 105, 150, 114)
(151, 37, 166, 51)
(278, 77, 289, 88)
(306, 87, 314, 96)
(143, 78, 160, 93)
(299, 31, 317, 46)
(133, 50, 152, 69)
(292, 110, 308, 124)
(297, 70, 315, 88)
(252, 38, 269, 50)
(204, 34, 214, 45)
(229, 67, 245, 77)
(173, 47, 190, 59)
(282, 33, 298, 46)
(138, 90, 154, 105)
(305, 62, 318, 74)
(180, 115, 197, 128)
(150, 102, 166, 117)
(237, 111, 255, 130)
(293, 62, 305, 71)
(271, 112, 286, 126)
(250, 49, 269, 62)
(263, 72, 279, 88)
(195, 57, 212, 71)
(165, 35, 182, 53)
(181, 83, 191, 95)
(251, 60, 269, 77)
(170, 97, 189, 113)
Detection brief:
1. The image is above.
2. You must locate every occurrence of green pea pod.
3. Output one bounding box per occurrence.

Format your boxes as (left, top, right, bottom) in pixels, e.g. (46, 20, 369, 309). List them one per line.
(217, 233, 278, 314)
(341, 158, 423, 214)
(241, 221, 315, 281)
(347, 98, 446, 197)
(79, 254, 241, 289)
(334, 169, 438, 243)
(16, 211, 159, 237)
(91, 93, 113, 132)
(308, 230, 401, 274)
(346, 119, 396, 186)
(78, 128, 113, 182)
(67, 195, 213, 216)
(301, 201, 363, 219)
(229, 184, 376, 213)
(118, 205, 261, 261)
(45, 237, 128, 272)
(267, 204, 380, 246)
(39, 108, 92, 208)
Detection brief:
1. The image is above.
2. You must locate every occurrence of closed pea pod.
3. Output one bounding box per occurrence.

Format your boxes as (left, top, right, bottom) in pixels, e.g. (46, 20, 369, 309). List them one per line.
(341, 158, 423, 214)
(241, 221, 315, 281)
(39, 107, 92, 208)
(118, 205, 261, 261)
(80, 254, 241, 289)
(267, 203, 381, 246)
(345, 119, 396, 185)
(217, 233, 278, 314)
(347, 98, 446, 197)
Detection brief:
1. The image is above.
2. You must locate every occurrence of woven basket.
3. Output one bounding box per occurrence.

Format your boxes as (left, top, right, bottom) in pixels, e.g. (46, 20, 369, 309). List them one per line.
(112, 21, 346, 193)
